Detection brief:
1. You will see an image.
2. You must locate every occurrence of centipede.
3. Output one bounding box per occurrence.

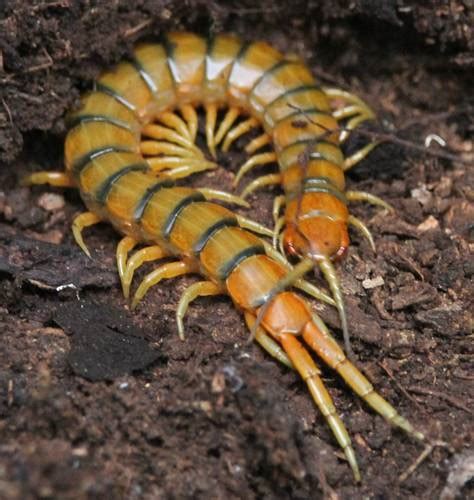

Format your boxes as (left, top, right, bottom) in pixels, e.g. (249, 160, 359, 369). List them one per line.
(24, 32, 424, 481)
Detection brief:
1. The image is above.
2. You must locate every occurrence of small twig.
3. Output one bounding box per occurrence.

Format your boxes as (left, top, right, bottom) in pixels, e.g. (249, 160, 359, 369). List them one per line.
(123, 19, 153, 38)
(407, 385, 473, 415)
(22, 47, 54, 75)
(1, 98, 13, 125)
(399, 440, 448, 482)
(378, 361, 423, 412)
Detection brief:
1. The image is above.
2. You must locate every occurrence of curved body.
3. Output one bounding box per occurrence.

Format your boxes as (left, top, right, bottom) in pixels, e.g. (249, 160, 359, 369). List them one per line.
(26, 32, 421, 481)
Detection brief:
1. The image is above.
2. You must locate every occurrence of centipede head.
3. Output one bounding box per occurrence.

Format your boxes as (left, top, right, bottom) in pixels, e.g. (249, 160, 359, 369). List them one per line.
(283, 215, 350, 263)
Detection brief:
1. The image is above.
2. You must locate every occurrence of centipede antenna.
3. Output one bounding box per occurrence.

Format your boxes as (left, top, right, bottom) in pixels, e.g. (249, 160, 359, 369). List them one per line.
(319, 257, 354, 359)
(248, 257, 314, 344)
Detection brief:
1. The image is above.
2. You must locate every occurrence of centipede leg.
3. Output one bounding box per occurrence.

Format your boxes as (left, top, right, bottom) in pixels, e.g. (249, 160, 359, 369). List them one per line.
(198, 188, 249, 208)
(279, 332, 361, 482)
(221, 117, 259, 152)
(244, 312, 293, 368)
(121, 244, 168, 299)
(343, 141, 380, 171)
(140, 140, 203, 159)
(21, 171, 75, 188)
(240, 173, 282, 200)
(272, 195, 286, 224)
(245, 133, 271, 154)
(179, 104, 199, 143)
(214, 107, 240, 147)
(236, 215, 273, 237)
(273, 216, 285, 249)
(348, 215, 376, 252)
(205, 103, 218, 158)
(346, 190, 394, 212)
(302, 316, 424, 441)
(157, 111, 194, 142)
(142, 123, 201, 155)
(71, 212, 102, 258)
(116, 236, 138, 283)
(176, 281, 224, 340)
(233, 152, 277, 187)
(146, 157, 217, 178)
(131, 261, 193, 309)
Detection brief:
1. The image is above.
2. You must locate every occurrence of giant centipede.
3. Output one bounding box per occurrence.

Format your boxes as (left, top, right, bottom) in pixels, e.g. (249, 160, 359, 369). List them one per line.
(24, 32, 423, 480)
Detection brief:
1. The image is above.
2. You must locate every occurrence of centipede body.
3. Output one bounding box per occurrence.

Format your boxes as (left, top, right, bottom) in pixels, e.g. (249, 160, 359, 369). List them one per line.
(24, 32, 424, 481)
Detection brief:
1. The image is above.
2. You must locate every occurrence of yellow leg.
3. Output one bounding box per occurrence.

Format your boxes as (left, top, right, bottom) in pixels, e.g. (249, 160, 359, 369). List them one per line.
(214, 107, 240, 147)
(142, 123, 200, 153)
(160, 162, 218, 180)
(272, 195, 286, 224)
(236, 215, 273, 237)
(140, 140, 202, 159)
(240, 173, 282, 200)
(176, 281, 223, 340)
(205, 103, 218, 158)
(323, 87, 375, 117)
(245, 133, 271, 154)
(146, 157, 217, 176)
(221, 117, 259, 152)
(303, 317, 424, 441)
(233, 152, 277, 187)
(116, 236, 137, 283)
(198, 188, 249, 208)
(346, 190, 394, 211)
(122, 245, 167, 299)
(179, 104, 199, 143)
(244, 312, 293, 369)
(343, 142, 379, 171)
(157, 111, 193, 142)
(279, 332, 361, 482)
(21, 171, 75, 188)
(272, 216, 285, 249)
(131, 261, 192, 309)
(262, 242, 336, 307)
(348, 215, 376, 252)
(71, 212, 101, 258)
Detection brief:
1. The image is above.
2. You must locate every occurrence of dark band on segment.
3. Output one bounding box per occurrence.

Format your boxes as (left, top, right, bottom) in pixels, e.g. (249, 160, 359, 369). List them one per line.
(248, 59, 291, 98)
(163, 35, 179, 84)
(133, 179, 175, 222)
(263, 84, 323, 117)
(279, 138, 340, 162)
(95, 83, 136, 112)
(303, 177, 347, 204)
(72, 146, 134, 176)
(218, 244, 265, 280)
(226, 40, 251, 91)
(193, 217, 238, 255)
(95, 164, 149, 204)
(67, 114, 133, 132)
(273, 107, 333, 127)
(162, 192, 206, 238)
(129, 57, 158, 94)
(204, 34, 215, 85)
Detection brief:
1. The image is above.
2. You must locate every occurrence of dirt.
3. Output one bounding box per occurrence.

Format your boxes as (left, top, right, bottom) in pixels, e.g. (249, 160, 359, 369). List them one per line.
(1, 1, 473, 499)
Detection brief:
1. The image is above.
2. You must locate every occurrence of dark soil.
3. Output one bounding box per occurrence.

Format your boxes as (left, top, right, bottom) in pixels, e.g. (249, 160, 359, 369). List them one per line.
(1, 1, 473, 499)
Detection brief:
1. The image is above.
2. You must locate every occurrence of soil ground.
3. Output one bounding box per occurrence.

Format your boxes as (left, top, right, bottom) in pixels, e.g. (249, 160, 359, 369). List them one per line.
(0, 1, 473, 499)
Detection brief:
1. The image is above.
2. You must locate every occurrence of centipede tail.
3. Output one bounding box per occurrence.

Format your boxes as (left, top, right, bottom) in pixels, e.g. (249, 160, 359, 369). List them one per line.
(24, 32, 422, 480)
